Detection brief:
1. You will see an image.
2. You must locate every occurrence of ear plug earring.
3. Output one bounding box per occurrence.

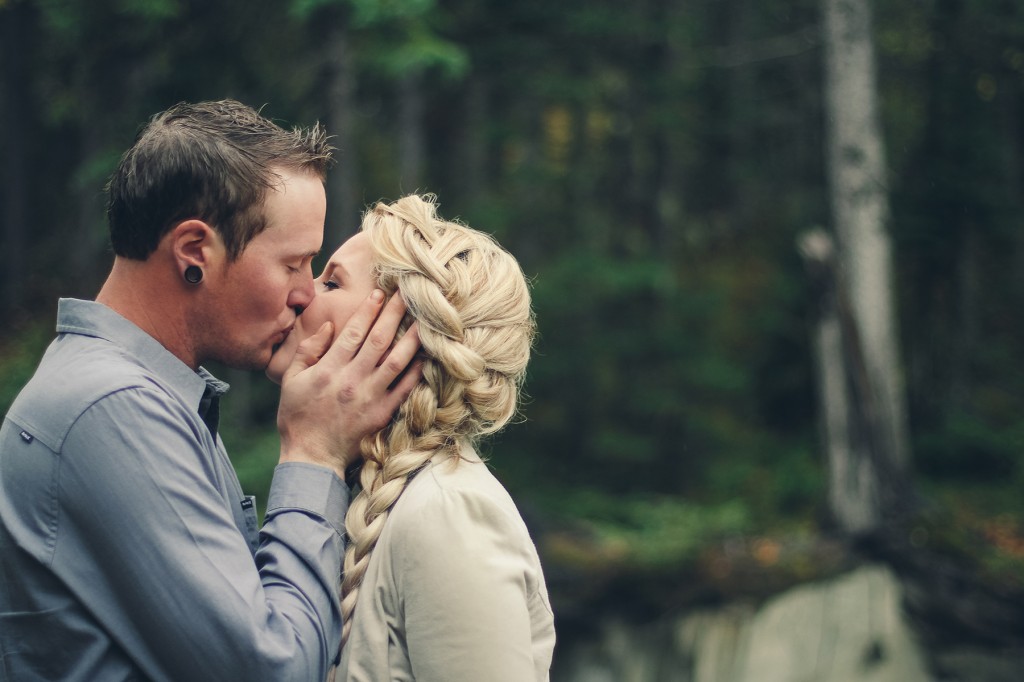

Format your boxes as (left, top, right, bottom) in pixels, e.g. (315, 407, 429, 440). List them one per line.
(184, 265, 203, 284)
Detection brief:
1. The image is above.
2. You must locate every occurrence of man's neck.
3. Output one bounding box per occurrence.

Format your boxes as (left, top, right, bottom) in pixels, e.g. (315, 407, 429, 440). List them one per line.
(96, 257, 199, 369)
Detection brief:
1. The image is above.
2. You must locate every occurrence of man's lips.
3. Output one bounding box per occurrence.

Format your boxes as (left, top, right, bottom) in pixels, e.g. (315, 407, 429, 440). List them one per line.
(272, 325, 294, 354)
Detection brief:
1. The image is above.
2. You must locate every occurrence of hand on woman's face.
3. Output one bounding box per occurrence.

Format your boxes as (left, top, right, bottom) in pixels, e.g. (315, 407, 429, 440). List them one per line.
(266, 232, 378, 384)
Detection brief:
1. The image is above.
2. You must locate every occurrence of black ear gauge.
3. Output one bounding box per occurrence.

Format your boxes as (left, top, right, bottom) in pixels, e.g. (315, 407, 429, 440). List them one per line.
(184, 265, 203, 284)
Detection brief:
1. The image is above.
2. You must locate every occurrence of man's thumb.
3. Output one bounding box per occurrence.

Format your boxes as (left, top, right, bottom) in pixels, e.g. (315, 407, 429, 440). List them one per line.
(283, 322, 334, 383)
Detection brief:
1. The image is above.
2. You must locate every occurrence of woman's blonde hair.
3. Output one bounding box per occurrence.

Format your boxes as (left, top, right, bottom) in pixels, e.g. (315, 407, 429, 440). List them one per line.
(339, 194, 535, 644)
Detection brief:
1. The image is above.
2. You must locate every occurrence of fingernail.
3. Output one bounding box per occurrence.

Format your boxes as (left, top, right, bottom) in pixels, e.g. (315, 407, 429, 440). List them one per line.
(371, 289, 384, 302)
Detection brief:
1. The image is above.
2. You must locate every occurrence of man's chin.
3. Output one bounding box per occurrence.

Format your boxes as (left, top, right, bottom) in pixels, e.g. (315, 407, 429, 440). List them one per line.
(239, 348, 277, 375)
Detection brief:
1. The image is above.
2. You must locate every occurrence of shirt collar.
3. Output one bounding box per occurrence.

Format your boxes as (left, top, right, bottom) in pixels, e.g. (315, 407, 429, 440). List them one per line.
(55, 298, 230, 411)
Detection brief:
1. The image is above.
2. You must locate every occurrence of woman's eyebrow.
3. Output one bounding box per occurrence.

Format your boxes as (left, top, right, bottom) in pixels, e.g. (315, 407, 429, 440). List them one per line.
(325, 260, 350, 279)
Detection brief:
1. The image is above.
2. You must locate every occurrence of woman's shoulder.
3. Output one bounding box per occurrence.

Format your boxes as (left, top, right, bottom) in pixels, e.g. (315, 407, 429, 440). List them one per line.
(387, 445, 528, 541)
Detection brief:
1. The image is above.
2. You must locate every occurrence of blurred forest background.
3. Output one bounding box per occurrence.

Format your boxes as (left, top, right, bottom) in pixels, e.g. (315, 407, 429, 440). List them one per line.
(1, 0, 1023, 675)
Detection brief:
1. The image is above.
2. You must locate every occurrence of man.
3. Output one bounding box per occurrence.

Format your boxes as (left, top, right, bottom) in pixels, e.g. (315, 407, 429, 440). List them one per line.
(0, 100, 420, 680)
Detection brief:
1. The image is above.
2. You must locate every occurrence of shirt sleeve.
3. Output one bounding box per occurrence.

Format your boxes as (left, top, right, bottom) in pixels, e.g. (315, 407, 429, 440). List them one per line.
(55, 386, 347, 682)
(392, 478, 545, 682)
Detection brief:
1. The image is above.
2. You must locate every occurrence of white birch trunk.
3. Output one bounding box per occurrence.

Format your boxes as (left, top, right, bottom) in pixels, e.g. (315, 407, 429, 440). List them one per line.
(820, 0, 910, 533)
(800, 230, 883, 533)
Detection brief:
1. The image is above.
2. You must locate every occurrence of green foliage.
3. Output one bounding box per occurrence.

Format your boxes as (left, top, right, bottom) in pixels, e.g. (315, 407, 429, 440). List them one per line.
(71, 147, 125, 192)
(288, 0, 337, 19)
(368, 26, 468, 79)
(543, 489, 751, 571)
(917, 412, 1023, 480)
(223, 428, 282, 522)
(290, 0, 433, 26)
(908, 491, 1024, 591)
(289, 0, 466, 79)
(114, 0, 180, 20)
(0, 324, 51, 418)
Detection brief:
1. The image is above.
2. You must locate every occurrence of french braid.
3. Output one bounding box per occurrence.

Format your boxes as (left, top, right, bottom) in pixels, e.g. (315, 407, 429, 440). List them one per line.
(339, 194, 534, 645)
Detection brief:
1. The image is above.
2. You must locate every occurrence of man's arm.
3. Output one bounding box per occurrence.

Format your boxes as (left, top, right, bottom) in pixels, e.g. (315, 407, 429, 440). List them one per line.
(57, 389, 345, 681)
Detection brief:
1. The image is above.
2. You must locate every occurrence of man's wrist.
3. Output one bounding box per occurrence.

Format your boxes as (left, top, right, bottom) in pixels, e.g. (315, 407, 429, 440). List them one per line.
(279, 443, 356, 481)
(278, 452, 339, 481)
(269, 463, 351, 536)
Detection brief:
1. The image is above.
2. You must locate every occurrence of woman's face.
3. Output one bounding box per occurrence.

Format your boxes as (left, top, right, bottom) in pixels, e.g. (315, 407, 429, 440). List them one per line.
(266, 232, 377, 384)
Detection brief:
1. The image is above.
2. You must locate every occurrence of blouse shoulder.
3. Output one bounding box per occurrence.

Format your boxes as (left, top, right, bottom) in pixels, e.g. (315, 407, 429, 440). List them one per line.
(384, 448, 534, 559)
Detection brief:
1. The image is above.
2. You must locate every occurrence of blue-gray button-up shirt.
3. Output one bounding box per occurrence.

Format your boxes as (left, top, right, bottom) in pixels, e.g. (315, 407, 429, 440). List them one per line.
(0, 299, 349, 681)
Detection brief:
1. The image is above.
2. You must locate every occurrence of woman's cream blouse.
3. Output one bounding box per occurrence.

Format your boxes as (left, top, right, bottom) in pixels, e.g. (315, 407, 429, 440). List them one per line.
(336, 446, 556, 681)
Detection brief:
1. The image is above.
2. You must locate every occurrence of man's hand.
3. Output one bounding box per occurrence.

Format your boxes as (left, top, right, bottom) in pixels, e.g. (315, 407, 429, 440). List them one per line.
(277, 290, 422, 479)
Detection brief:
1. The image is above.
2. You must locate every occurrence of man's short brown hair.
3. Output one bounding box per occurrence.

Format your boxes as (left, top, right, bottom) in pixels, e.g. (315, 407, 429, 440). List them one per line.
(106, 100, 334, 260)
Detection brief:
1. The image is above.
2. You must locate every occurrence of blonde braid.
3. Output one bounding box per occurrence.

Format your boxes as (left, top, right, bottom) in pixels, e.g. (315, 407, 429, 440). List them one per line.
(338, 194, 534, 646)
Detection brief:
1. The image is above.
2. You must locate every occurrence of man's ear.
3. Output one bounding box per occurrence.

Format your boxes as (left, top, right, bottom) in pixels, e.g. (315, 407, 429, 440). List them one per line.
(169, 220, 224, 276)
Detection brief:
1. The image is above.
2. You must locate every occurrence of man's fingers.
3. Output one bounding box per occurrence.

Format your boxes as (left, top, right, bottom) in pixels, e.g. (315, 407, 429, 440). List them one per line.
(361, 358, 424, 435)
(386, 358, 424, 413)
(325, 290, 410, 372)
(374, 321, 420, 383)
(282, 321, 334, 384)
(323, 290, 387, 363)
(354, 292, 411, 367)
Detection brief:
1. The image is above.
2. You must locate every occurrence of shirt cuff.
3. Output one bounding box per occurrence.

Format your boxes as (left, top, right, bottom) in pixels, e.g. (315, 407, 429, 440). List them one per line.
(266, 462, 350, 537)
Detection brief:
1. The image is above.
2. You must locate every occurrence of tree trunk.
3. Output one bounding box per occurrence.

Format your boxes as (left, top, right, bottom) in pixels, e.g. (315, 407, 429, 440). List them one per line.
(459, 74, 488, 206)
(325, 20, 359, 246)
(820, 0, 911, 534)
(800, 230, 884, 532)
(1, 2, 31, 318)
(397, 70, 424, 192)
(72, 114, 104, 296)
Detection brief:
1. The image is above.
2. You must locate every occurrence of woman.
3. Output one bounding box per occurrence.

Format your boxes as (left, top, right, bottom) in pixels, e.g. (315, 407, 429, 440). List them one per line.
(267, 194, 555, 681)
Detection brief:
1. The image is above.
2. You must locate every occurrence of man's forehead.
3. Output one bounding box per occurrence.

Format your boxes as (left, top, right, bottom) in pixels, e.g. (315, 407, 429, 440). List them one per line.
(241, 224, 322, 258)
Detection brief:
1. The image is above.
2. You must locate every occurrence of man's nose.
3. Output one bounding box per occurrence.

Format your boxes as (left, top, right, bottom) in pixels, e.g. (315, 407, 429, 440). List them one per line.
(289, 273, 316, 314)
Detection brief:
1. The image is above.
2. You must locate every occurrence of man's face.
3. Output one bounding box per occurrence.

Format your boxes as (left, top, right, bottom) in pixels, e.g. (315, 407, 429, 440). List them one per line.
(197, 169, 325, 370)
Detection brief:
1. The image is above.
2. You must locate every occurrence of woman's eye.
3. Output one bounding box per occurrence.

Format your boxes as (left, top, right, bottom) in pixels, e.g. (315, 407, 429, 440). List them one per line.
(323, 279, 340, 291)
